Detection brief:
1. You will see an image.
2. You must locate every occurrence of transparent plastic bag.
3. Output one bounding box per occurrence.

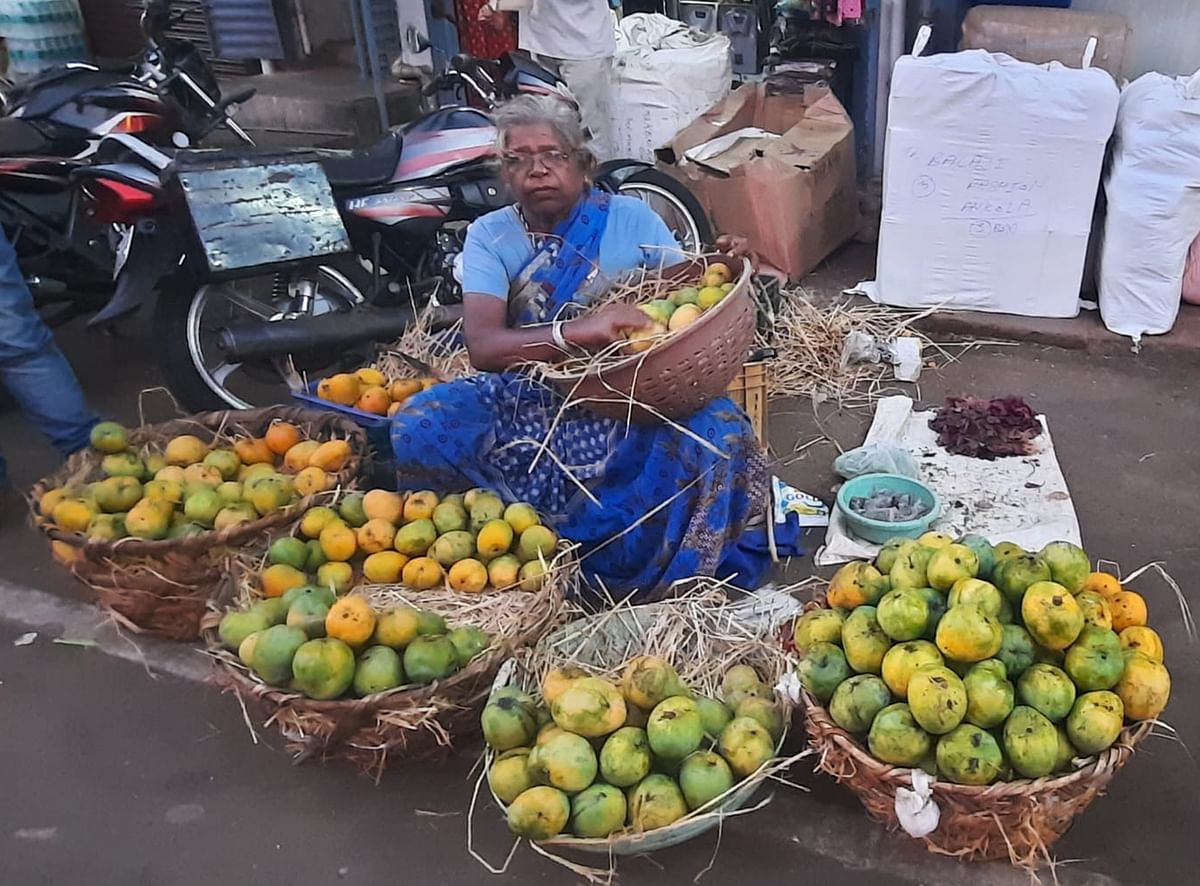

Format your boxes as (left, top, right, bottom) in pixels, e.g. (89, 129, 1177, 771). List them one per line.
(833, 443, 920, 480)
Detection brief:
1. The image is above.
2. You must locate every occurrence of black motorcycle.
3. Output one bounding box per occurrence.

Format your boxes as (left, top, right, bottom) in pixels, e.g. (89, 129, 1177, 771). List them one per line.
(0, 0, 253, 326)
(87, 52, 714, 412)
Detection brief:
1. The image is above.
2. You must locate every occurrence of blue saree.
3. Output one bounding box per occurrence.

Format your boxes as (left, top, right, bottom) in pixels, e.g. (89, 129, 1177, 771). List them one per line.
(389, 190, 771, 602)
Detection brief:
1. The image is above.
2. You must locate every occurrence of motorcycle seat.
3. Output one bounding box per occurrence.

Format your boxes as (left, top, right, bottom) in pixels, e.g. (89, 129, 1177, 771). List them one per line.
(321, 133, 402, 188)
(0, 117, 52, 155)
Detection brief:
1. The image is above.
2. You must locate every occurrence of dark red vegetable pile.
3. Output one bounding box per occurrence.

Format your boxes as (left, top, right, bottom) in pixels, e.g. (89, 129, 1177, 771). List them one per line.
(928, 396, 1042, 459)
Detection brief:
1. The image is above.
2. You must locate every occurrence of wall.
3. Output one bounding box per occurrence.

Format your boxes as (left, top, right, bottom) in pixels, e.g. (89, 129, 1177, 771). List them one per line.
(297, 0, 355, 51)
(1053, 0, 1200, 78)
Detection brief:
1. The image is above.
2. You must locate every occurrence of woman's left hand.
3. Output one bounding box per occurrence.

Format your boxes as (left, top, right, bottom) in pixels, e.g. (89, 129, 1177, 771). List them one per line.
(715, 234, 758, 270)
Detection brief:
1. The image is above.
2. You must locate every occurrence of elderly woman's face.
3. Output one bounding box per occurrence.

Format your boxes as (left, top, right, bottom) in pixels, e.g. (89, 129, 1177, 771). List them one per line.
(500, 123, 586, 225)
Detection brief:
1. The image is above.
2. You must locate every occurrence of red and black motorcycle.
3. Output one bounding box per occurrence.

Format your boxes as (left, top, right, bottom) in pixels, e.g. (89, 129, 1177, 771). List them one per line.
(0, 0, 253, 327)
(84, 52, 713, 411)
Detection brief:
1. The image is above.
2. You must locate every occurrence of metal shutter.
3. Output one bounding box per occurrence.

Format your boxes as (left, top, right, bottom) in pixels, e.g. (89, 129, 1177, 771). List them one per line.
(205, 0, 285, 60)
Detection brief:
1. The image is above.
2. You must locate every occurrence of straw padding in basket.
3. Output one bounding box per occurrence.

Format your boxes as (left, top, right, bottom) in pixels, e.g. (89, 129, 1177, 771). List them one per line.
(542, 255, 757, 422)
(203, 547, 576, 778)
(28, 406, 368, 641)
(798, 600, 1153, 868)
(472, 588, 809, 880)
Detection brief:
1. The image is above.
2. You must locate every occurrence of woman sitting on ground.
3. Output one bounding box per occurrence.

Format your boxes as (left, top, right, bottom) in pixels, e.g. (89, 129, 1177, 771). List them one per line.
(389, 94, 770, 601)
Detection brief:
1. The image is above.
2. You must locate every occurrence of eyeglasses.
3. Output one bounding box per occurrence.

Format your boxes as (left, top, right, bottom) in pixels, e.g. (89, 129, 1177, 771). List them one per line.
(500, 149, 574, 173)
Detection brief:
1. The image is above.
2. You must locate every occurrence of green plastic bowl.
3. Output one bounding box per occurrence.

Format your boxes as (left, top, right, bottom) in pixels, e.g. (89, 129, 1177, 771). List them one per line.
(835, 473, 940, 545)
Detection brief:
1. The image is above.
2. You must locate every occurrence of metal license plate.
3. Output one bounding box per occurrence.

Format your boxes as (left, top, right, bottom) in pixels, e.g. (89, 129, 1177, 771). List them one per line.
(177, 157, 351, 275)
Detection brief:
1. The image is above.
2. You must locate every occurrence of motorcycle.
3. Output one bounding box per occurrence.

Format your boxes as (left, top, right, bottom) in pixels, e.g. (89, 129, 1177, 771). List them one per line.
(88, 52, 715, 412)
(0, 0, 253, 326)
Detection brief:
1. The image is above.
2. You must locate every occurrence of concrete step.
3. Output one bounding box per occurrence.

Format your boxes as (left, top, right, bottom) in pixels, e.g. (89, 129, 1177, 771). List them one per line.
(222, 65, 421, 147)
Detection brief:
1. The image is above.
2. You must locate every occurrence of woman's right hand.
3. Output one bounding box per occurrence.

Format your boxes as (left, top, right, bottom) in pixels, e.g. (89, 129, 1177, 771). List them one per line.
(566, 304, 651, 349)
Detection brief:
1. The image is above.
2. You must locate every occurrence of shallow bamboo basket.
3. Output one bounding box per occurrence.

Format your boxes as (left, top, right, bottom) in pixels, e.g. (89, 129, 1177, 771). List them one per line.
(29, 406, 368, 641)
(798, 601, 1153, 867)
(475, 589, 805, 875)
(203, 548, 577, 777)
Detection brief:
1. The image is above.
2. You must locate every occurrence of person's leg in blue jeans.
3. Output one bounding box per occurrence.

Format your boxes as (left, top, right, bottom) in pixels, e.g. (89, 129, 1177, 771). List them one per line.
(0, 229, 99, 486)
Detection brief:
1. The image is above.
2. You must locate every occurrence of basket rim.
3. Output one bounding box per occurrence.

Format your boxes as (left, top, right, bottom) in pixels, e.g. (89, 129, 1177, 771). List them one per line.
(795, 593, 1154, 795)
(28, 405, 368, 557)
(802, 686, 1153, 797)
(200, 553, 575, 716)
(539, 254, 754, 385)
(483, 594, 804, 853)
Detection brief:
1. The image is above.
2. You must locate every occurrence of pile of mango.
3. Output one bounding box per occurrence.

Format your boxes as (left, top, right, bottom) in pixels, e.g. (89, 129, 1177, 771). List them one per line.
(626, 261, 735, 353)
(795, 534, 1171, 786)
(482, 657, 782, 841)
(256, 488, 558, 600)
(314, 367, 438, 417)
(217, 591, 491, 700)
(38, 420, 351, 542)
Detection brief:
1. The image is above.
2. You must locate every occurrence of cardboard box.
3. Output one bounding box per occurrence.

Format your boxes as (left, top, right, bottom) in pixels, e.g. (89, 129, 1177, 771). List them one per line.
(655, 83, 858, 280)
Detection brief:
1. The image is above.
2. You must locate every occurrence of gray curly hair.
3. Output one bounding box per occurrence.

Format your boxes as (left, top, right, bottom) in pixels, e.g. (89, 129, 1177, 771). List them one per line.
(492, 94, 596, 173)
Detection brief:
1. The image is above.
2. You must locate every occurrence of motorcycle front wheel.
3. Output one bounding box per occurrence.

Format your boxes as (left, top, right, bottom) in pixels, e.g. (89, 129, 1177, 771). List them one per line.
(152, 261, 374, 412)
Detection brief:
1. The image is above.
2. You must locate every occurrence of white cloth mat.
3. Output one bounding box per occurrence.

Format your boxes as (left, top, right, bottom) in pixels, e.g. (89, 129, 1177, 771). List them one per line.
(816, 396, 1081, 566)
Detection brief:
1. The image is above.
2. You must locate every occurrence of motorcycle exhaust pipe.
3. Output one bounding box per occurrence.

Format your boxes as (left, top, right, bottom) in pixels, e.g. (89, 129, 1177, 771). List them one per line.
(218, 304, 464, 362)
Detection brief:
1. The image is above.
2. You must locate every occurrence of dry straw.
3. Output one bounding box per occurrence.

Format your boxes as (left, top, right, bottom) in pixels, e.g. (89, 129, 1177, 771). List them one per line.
(760, 288, 939, 408)
(469, 585, 810, 883)
(203, 546, 577, 778)
(28, 405, 368, 641)
(372, 300, 475, 383)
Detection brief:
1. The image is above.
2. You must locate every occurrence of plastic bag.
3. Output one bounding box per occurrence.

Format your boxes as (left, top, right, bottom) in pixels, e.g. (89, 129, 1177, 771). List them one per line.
(1099, 69, 1200, 339)
(1184, 234, 1200, 306)
(895, 769, 940, 838)
(833, 443, 920, 481)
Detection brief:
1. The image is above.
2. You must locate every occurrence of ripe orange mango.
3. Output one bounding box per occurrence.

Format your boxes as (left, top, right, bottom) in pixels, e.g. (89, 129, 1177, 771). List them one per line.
(448, 558, 488, 594)
(402, 556, 444, 590)
(363, 551, 409, 584)
(283, 440, 321, 473)
(357, 518, 397, 555)
(363, 489, 404, 524)
(317, 373, 361, 406)
(1109, 590, 1148, 632)
(261, 563, 308, 598)
(309, 439, 351, 472)
(403, 490, 439, 521)
(319, 520, 358, 562)
(232, 436, 274, 466)
(265, 421, 303, 456)
(354, 367, 387, 387)
(326, 595, 376, 647)
(293, 466, 330, 497)
(356, 386, 391, 416)
(389, 378, 424, 402)
(165, 434, 209, 466)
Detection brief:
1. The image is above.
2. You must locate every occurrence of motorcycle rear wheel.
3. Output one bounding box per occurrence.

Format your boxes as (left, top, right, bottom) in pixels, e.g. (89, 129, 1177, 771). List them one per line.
(613, 167, 714, 257)
(152, 262, 373, 412)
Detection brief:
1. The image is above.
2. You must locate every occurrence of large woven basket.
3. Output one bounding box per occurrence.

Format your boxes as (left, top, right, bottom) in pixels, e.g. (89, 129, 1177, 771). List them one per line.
(541, 255, 757, 422)
(473, 589, 805, 876)
(29, 406, 368, 641)
(203, 549, 576, 777)
(797, 593, 1154, 868)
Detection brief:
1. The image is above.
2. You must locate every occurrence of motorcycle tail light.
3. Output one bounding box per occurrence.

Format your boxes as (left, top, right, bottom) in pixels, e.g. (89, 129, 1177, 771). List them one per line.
(87, 178, 159, 224)
(110, 112, 162, 134)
